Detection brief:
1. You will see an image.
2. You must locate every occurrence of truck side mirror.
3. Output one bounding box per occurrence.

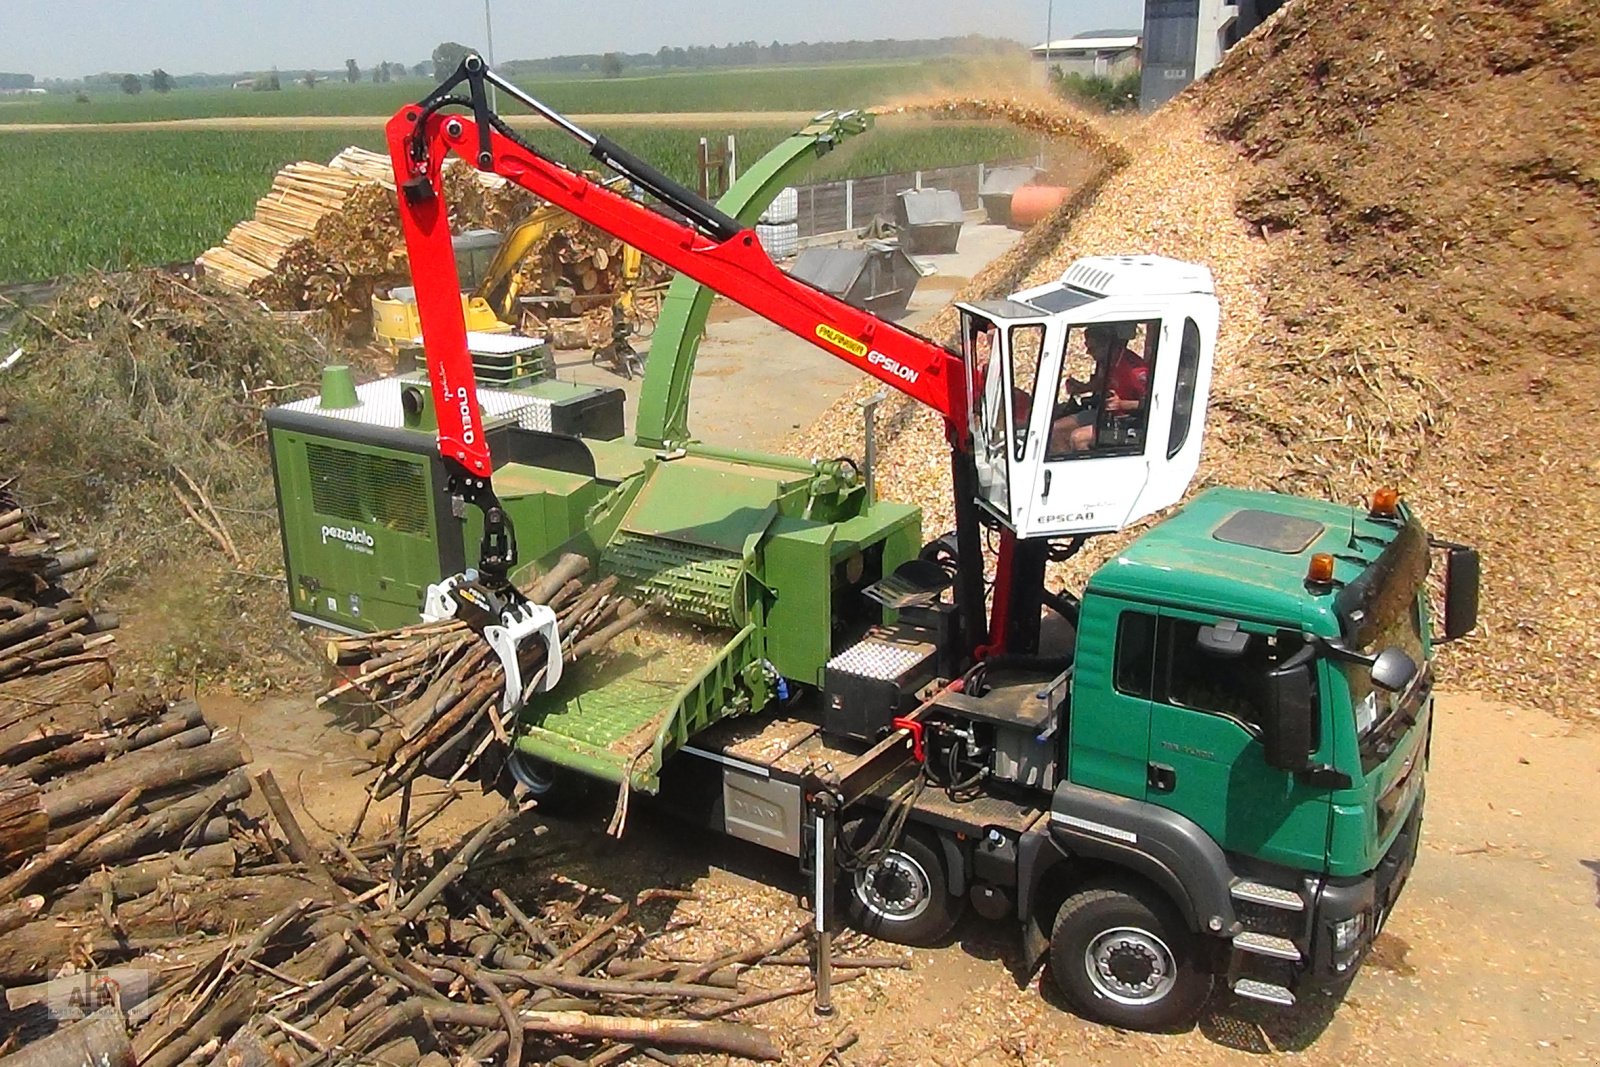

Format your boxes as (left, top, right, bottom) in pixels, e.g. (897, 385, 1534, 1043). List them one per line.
(1441, 544, 1479, 643)
(1196, 620, 1250, 658)
(1261, 645, 1316, 772)
(1370, 647, 1418, 693)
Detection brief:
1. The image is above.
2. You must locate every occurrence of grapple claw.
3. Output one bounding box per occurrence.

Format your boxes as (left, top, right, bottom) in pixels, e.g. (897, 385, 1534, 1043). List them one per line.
(422, 572, 563, 712)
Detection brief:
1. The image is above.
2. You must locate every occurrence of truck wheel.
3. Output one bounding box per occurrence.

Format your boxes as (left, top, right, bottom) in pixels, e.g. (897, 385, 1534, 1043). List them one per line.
(502, 749, 586, 814)
(1049, 881, 1212, 1031)
(841, 825, 963, 946)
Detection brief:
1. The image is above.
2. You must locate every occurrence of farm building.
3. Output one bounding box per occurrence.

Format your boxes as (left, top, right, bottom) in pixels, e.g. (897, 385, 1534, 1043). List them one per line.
(1029, 33, 1142, 85)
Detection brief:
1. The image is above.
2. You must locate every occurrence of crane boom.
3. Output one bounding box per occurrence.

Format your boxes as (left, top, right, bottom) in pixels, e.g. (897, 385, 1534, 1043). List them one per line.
(386, 58, 968, 484)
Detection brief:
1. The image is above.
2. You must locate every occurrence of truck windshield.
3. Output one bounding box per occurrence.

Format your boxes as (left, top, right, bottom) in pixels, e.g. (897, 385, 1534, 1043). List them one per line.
(1337, 518, 1430, 762)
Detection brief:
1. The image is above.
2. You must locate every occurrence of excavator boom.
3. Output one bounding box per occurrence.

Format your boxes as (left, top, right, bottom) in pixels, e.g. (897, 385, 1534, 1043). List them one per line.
(387, 58, 968, 483)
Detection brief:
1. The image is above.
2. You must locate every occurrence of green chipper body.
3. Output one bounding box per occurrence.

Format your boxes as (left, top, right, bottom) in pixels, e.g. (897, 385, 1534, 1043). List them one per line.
(267, 112, 892, 792)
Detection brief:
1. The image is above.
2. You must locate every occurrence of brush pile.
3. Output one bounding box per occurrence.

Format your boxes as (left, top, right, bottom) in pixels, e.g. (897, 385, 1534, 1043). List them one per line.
(323, 556, 653, 801)
(0, 273, 328, 689)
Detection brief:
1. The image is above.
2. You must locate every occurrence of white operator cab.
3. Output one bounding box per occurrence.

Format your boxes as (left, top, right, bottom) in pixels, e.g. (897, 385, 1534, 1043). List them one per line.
(958, 254, 1219, 540)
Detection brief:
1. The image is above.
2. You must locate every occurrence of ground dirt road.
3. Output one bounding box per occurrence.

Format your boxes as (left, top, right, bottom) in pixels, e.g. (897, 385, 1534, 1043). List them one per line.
(208, 688, 1599, 1066)
(0, 111, 853, 133)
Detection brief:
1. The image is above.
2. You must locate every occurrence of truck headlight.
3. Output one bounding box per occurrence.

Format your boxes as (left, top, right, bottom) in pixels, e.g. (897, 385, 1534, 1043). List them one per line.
(1331, 912, 1367, 953)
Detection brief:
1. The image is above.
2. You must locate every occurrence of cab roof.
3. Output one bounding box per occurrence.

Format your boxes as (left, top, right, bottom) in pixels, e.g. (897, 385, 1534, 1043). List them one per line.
(1089, 487, 1411, 632)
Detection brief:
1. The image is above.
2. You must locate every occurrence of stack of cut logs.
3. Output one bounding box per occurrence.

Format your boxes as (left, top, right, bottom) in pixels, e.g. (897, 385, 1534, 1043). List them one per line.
(0, 506, 112, 689)
(324, 555, 652, 803)
(196, 162, 370, 291)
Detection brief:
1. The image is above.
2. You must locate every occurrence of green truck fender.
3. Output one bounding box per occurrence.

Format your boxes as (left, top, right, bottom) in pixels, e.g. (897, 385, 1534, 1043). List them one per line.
(1016, 783, 1243, 966)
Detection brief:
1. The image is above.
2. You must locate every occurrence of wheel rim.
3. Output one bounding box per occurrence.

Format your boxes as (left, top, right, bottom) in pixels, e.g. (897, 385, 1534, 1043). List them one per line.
(853, 849, 933, 922)
(1084, 926, 1178, 1005)
(506, 750, 557, 797)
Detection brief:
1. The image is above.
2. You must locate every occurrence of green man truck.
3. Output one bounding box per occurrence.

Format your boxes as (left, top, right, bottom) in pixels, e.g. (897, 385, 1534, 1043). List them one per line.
(270, 59, 1480, 1030)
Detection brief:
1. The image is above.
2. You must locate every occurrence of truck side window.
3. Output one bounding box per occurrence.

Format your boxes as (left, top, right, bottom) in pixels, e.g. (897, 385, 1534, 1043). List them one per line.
(1167, 319, 1202, 459)
(1160, 619, 1304, 731)
(1114, 611, 1157, 698)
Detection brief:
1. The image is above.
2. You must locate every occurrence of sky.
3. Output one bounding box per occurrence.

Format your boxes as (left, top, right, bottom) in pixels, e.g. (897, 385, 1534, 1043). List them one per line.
(0, 0, 1145, 79)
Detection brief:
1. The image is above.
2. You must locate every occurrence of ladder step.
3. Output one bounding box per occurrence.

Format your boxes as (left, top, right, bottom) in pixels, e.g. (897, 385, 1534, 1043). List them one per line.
(1231, 880, 1304, 911)
(1233, 931, 1302, 961)
(1233, 978, 1296, 1007)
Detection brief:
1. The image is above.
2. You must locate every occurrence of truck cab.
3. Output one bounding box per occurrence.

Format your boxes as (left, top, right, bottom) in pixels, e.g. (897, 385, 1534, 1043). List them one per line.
(1021, 485, 1470, 1024)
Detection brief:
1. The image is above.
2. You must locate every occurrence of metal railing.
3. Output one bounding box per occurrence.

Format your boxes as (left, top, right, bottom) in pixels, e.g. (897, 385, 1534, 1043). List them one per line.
(785, 160, 1034, 239)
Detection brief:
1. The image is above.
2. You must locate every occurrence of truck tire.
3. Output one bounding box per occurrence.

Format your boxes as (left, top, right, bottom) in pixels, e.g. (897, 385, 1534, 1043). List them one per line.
(1048, 880, 1212, 1031)
(841, 824, 963, 946)
(501, 749, 587, 815)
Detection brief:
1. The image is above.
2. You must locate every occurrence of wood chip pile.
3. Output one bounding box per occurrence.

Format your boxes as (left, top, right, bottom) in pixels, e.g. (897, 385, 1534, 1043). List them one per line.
(795, 0, 1599, 717)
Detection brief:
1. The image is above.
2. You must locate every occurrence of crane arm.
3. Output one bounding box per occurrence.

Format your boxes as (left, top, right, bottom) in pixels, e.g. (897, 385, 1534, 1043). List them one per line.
(386, 56, 968, 487)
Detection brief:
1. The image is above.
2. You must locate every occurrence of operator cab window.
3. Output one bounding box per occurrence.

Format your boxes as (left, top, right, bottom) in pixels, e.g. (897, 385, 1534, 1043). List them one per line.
(964, 316, 1005, 456)
(1009, 325, 1045, 460)
(1046, 320, 1159, 461)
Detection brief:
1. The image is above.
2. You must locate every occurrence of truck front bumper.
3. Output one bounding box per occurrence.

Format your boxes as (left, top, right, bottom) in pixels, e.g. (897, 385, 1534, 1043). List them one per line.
(1303, 789, 1424, 989)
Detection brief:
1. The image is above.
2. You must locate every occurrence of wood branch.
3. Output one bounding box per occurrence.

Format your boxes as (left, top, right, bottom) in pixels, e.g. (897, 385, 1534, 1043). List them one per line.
(0, 785, 141, 903)
(420, 1003, 782, 1061)
(396, 809, 517, 922)
(253, 770, 339, 894)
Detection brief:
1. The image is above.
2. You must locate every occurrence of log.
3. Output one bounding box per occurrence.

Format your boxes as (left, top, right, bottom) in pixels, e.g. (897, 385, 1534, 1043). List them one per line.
(40, 735, 249, 825)
(420, 1003, 782, 1061)
(0, 1005, 133, 1067)
(49, 842, 238, 913)
(0, 777, 45, 866)
(204, 1028, 281, 1067)
(75, 769, 251, 868)
(6, 701, 205, 782)
(0, 893, 42, 936)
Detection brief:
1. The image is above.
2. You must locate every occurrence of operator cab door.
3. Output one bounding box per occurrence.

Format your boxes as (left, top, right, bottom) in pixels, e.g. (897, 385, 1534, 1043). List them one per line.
(1016, 297, 1218, 539)
(961, 306, 1062, 530)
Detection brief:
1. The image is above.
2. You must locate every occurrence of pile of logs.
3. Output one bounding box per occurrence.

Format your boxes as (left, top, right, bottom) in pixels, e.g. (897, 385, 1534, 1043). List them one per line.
(0, 499, 838, 1063)
(0, 503, 114, 696)
(323, 555, 652, 805)
(196, 162, 370, 291)
(6, 788, 854, 1065)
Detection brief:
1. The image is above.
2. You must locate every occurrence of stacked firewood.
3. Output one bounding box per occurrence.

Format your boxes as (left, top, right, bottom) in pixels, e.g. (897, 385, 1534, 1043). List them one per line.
(0, 505, 114, 687)
(510, 229, 672, 307)
(324, 555, 652, 802)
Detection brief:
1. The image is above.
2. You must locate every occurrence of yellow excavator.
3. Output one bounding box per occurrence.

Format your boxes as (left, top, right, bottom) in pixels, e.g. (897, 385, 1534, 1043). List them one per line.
(371, 175, 645, 349)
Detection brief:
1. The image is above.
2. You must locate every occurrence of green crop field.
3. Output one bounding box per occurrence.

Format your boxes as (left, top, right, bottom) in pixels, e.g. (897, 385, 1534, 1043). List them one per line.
(0, 122, 1035, 283)
(0, 59, 1005, 125)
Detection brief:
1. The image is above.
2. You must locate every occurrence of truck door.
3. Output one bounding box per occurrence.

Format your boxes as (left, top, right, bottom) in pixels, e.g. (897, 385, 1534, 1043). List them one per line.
(1064, 596, 1157, 802)
(1142, 610, 1333, 873)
